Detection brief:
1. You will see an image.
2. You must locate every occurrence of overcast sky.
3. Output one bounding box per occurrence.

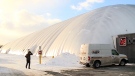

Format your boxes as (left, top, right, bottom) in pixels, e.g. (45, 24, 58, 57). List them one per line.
(0, 0, 135, 45)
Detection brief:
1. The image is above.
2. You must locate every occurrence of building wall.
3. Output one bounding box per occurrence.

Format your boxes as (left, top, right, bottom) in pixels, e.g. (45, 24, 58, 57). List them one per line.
(116, 33, 135, 63)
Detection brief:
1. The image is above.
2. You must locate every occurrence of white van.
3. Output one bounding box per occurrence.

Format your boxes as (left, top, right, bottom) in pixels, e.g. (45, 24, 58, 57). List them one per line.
(80, 44, 128, 68)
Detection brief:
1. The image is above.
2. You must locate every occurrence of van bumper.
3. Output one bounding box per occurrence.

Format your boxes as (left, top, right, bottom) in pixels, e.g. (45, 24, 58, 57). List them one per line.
(80, 61, 93, 67)
(80, 62, 91, 65)
(80, 62, 87, 65)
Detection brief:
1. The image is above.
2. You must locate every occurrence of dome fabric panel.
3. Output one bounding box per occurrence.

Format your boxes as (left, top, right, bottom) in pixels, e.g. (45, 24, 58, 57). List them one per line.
(1, 4, 135, 56)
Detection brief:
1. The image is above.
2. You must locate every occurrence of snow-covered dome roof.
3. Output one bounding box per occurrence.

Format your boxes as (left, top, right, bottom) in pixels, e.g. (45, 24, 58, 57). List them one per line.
(1, 4, 135, 56)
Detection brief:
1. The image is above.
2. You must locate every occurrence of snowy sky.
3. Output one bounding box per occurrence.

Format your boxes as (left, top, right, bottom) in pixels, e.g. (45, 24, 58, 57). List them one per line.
(0, 0, 135, 45)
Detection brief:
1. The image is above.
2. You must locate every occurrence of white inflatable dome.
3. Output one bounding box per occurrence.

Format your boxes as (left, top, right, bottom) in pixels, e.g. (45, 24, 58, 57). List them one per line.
(1, 4, 135, 56)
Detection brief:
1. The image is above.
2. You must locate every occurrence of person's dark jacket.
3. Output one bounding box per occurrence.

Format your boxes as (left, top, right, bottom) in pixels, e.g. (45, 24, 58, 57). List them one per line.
(25, 51, 33, 61)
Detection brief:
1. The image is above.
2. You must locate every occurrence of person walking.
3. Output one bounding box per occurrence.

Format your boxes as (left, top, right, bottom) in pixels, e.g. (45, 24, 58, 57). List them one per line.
(25, 49, 33, 69)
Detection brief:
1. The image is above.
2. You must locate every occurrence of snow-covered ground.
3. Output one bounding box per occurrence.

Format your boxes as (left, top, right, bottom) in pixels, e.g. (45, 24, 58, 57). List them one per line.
(0, 52, 135, 76)
(0, 53, 83, 76)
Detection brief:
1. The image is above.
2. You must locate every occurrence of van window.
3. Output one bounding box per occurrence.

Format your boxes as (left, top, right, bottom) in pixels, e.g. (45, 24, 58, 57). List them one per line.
(112, 50, 119, 55)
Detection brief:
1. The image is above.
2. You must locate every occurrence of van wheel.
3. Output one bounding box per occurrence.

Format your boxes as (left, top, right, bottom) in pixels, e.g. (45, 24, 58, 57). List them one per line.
(119, 60, 126, 66)
(86, 63, 90, 67)
(93, 61, 101, 68)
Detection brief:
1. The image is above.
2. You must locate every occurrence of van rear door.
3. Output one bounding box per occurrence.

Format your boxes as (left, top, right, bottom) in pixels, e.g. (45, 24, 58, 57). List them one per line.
(80, 44, 89, 64)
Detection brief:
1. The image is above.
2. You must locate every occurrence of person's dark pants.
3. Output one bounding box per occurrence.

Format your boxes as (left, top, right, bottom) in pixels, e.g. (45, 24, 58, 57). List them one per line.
(26, 60, 31, 69)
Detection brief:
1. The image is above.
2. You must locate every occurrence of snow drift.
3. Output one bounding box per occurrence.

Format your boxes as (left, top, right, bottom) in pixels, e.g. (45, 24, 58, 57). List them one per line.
(44, 53, 80, 67)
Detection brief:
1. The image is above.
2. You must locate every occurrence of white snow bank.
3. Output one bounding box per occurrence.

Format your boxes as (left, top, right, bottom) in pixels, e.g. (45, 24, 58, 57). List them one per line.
(126, 63, 135, 65)
(44, 53, 81, 67)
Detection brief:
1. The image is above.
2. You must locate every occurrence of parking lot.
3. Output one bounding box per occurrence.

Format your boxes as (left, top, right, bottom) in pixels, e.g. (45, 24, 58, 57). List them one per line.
(45, 64, 135, 76)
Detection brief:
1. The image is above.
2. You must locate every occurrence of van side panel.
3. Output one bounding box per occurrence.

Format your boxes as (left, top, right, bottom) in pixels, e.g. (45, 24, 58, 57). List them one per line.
(90, 44, 113, 65)
(100, 49, 112, 65)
